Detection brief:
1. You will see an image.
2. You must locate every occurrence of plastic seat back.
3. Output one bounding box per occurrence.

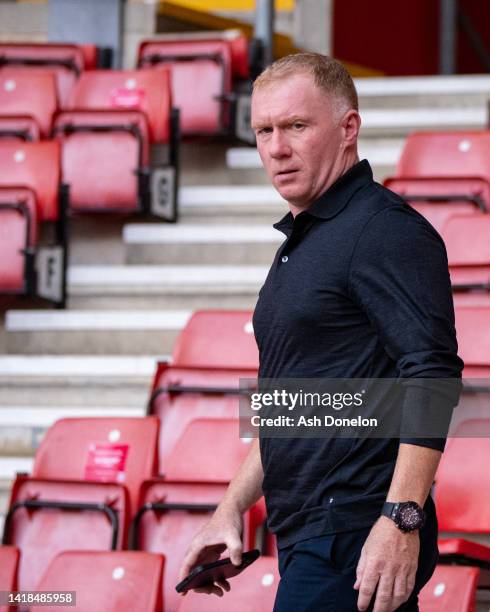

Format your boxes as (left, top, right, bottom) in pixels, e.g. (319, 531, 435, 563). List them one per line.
(67, 69, 171, 143)
(0, 545, 19, 612)
(442, 215, 490, 287)
(0, 187, 38, 293)
(172, 310, 258, 369)
(0, 116, 40, 141)
(0, 43, 95, 106)
(133, 480, 265, 612)
(138, 39, 232, 135)
(419, 565, 479, 612)
(435, 419, 490, 533)
(0, 71, 57, 137)
(32, 417, 159, 513)
(0, 141, 60, 221)
(164, 418, 253, 482)
(33, 551, 164, 612)
(455, 306, 490, 370)
(177, 556, 279, 612)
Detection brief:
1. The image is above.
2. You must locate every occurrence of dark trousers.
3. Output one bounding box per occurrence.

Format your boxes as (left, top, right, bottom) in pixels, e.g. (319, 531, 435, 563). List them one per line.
(273, 512, 439, 612)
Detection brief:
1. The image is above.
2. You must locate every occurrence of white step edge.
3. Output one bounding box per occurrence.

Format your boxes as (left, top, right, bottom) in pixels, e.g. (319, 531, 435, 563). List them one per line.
(354, 74, 490, 96)
(0, 355, 165, 377)
(0, 457, 33, 479)
(227, 143, 404, 169)
(5, 310, 191, 332)
(123, 224, 284, 244)
(68, 265, 269, 287)
(0, 406, 145, 428)
(180, 185, 286, 208)
(359, 107, 486, 128)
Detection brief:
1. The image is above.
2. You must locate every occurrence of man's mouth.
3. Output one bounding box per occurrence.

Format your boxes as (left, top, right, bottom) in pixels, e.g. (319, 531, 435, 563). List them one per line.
(275, 169, 298, 177)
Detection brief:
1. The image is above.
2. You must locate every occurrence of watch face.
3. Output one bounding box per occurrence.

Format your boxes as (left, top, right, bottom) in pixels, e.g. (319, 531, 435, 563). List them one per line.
(395, 502, 425, 532)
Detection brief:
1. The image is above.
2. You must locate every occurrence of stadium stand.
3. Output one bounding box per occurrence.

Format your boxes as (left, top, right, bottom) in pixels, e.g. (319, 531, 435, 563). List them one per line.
(0, 72, 58, 139)
(53, 69, 179, 220)
(32, 550, 164, 612)
(455, 306, 490, 378)
(131, 479, 265, 612)
(384, 130, 490, 232)
(419, 565, 480, 612)
(0, 43, 97, 107)
(177, 555, 279, 611)
(137, 30, 253, 141)
(2, 417, 159, 592)
(0, 116, 40, 142)
(0, 545, 19, 612)
(0, 140, 68, 306)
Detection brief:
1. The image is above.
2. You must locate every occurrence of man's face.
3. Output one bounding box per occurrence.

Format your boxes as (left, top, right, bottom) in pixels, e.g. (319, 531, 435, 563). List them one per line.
(251, 72, 345, 210)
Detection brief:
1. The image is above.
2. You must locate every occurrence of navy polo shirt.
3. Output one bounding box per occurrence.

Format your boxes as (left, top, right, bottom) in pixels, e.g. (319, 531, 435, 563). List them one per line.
(252, 160, 463, 549)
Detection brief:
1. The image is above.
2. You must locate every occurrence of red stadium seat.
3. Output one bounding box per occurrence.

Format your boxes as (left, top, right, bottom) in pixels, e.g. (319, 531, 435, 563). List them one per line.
(435, 420, 490, 568)
(177, 555, 279, 612)
(54, 69, 179, 219)
(0, 43, 96, 106)
(137, 38, 234, 135)
(0, 187, 38, 294)
(0, 140, 67, 305)
(441, 215, 490, 289)
(131, 480, 265, 612)
(455, 306, 490, 378)
(2, 417, 159, 592)
(172, 310, 258, 369)
(419, 565, 479, 612)
(164, 418, 253, 482)
(384, 131, 490, 232)
(33, 551, 164, 612)
(0, 71, 57, 138)
(0, 545, 19, 612)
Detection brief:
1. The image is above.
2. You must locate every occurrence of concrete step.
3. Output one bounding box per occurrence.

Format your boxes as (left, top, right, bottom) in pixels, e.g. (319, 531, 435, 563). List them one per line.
(4, 311, 190, 355)
(124, 223, 283, 265)
(67, 265, 267, 309)
(227, 138, 404, 173)
(0, 355, 159, 405)
(355, 74, 490, 108)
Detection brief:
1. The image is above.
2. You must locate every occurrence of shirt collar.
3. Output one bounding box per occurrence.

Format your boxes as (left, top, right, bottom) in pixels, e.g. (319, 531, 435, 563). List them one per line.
(273, 159, 374, 234)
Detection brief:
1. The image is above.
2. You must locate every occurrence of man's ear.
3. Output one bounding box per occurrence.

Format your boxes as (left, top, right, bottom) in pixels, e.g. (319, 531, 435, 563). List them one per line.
(341, 110, 361, 147)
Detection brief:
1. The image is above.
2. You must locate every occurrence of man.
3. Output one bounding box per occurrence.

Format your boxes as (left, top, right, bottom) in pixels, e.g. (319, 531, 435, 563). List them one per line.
(178, 53, 463, 611)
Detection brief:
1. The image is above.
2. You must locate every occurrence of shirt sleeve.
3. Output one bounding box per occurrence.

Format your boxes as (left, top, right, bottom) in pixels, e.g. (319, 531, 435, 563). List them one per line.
(348, 203, 464, 452)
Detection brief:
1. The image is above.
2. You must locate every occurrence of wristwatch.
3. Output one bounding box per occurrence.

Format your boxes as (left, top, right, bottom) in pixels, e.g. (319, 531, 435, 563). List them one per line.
(381, 501, 426, 533)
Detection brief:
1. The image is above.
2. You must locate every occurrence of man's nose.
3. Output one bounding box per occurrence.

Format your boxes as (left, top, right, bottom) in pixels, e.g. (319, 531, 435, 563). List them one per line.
(269, 130, 292, 158)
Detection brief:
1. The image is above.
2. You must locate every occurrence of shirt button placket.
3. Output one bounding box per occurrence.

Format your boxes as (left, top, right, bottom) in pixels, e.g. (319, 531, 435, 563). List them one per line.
(281, 255, 289, 263)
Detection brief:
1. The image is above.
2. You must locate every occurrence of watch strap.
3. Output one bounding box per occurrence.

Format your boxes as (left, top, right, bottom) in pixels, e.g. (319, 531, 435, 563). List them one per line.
(381, 501, 399, 520)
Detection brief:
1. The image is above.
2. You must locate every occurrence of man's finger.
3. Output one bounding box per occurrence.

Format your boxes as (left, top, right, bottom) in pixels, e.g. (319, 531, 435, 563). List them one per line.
(226, 535, 243, 566)
(216, 578, 231, 592)
(392, 572, 407, 606)
(194, 585, 224, 597)
(357, 566, 380, 611)
(353, 550, 366, 590)
(372, 573, 394, 612)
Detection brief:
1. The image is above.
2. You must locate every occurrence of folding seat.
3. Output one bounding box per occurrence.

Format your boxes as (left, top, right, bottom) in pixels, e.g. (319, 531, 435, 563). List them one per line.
(418, 565, 479, 612)
(0, 545, 19, 612)
(130, 479, 265, 612)
(32, 551, 164, 612)
(53, 69, 179, 220)
(435, 420, 490, 570)
(177, 555, 279, 611)
(2, 417, 159, 592)
(0, 43, 96, 106)
(137, 31, 250, 138)
(147, 311, 258, 470)
(0, 72, 58, 138)
(0, 140, 67, 306)
(384, 131, 490, 232)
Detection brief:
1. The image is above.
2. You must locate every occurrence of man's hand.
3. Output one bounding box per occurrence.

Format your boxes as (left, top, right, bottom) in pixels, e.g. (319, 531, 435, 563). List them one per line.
(354, 516, 420, 612)
(177, 505, 244, 598)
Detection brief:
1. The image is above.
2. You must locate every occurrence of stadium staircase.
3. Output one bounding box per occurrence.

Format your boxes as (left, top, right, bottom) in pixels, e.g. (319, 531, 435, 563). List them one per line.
(1, 72, 490, 610)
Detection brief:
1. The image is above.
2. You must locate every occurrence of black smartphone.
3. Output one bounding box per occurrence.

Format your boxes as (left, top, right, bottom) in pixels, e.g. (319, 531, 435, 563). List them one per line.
(175, 549, 261, 593)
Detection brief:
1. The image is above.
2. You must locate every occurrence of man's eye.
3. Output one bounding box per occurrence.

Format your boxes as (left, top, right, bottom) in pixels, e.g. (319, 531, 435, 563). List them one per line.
(293, 123, 304, 130)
